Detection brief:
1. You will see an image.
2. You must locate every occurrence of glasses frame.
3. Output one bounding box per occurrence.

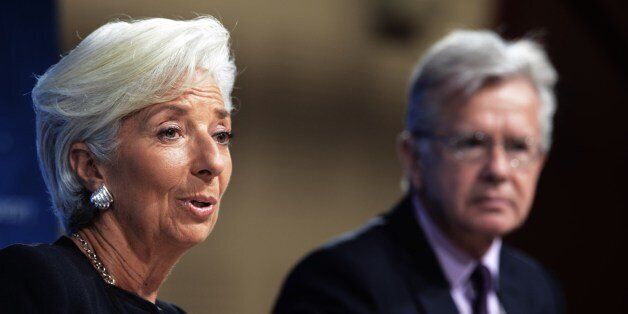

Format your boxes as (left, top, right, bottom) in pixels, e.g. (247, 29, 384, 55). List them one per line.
(412, 130, 545, 169)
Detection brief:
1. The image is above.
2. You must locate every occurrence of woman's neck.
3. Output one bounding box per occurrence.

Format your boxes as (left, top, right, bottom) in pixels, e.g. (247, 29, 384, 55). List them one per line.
(71, 213, 186, 303)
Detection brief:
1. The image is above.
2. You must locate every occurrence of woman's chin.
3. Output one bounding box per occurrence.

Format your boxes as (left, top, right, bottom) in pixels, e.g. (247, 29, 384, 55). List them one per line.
(169, 218, 217, 248)
(167, 203, 220, 245)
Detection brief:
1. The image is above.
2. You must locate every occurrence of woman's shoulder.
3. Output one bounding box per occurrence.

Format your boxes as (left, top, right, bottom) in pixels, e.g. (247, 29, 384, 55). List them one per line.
(0, 237, 104, 312)
(0, 236, 86, 276)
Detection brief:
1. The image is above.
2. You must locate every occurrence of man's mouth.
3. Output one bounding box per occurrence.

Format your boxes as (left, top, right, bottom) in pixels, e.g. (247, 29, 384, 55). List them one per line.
(471, 196, 514, 210)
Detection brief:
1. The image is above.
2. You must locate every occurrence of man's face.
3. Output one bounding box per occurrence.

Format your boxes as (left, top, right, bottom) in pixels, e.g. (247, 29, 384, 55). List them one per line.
(413, 77, 546, 238)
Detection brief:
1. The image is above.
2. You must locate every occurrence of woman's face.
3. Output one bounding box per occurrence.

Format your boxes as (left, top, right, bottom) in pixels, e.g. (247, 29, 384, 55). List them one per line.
(103, 79, 232, 248)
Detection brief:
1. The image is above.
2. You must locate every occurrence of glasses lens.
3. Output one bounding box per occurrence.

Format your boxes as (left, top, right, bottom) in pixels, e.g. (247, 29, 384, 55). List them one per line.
(505, 137, 539, 166)
(449, 133, 487, 161)
(439, 133, 540, 168)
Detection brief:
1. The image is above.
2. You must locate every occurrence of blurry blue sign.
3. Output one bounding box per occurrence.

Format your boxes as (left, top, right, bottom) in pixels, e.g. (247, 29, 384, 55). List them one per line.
(1, 0, 61, 248)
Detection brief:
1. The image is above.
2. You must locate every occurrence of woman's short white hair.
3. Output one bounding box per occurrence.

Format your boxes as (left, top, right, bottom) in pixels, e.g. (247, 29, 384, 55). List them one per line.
(407, 29, 557, 150)
(32, 16, 236, 230)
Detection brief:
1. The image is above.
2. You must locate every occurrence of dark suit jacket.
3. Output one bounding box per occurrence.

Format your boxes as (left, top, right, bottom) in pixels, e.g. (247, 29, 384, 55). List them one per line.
(0, 236, 184, 313)
(274, 195, 565, 314)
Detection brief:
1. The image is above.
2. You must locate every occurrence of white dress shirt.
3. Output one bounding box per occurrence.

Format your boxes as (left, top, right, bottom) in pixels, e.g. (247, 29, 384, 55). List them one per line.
(413, 196, 504, 314)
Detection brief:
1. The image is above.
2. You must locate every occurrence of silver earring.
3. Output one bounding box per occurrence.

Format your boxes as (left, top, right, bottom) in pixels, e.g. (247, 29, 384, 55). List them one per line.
(90, 184, 113, 210)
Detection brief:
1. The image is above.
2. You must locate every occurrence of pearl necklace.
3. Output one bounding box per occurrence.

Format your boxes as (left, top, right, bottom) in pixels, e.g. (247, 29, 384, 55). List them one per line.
(72, 233, 116, 285)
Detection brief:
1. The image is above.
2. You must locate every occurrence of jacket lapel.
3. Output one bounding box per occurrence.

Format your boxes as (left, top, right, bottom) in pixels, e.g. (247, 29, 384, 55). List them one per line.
(498, 248, 530, 314)
(383, 195, 459, 314)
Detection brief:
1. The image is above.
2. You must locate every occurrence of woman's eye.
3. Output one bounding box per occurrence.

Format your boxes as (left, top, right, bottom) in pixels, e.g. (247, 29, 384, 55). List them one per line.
(214, 131, 233, 145)
(158, 127, 182, 141)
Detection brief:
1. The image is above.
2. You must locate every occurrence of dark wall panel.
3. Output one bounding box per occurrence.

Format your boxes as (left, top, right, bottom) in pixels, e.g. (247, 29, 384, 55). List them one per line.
(496, 0, 628, 311)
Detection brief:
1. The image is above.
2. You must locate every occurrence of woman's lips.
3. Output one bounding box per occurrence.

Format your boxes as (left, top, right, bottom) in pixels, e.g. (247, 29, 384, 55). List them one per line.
(178, 197, 217, 220)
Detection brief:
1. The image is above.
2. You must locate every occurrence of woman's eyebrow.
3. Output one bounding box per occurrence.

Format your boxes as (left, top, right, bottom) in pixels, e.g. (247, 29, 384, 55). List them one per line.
(141, 105, 189, 123)
(215, 107, 230, 119)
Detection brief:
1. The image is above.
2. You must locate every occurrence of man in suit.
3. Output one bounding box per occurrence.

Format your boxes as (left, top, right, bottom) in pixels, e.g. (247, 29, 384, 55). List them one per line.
(274, 29, 565, 314)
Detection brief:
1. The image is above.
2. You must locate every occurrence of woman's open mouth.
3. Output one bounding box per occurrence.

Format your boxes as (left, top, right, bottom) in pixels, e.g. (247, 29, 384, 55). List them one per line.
(191, 200, 212, 208)
(178, 196, 217, 220)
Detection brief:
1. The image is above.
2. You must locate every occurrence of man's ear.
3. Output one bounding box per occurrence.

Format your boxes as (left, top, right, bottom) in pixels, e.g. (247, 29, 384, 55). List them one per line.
(397, 131, 423, 190)
(69, 142, 106, 192)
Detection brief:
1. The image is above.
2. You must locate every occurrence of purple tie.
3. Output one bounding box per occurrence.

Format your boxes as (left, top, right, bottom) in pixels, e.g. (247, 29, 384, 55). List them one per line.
(470, 264, 492, 314)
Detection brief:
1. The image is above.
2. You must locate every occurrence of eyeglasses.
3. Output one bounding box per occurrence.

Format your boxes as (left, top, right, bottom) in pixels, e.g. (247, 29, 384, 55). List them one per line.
(413, 131, 544, 169)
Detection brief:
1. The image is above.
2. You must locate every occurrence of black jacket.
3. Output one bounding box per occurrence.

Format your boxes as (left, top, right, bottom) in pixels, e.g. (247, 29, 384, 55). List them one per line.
(274, 195, 565, 313)
(0, 236, 185, 313)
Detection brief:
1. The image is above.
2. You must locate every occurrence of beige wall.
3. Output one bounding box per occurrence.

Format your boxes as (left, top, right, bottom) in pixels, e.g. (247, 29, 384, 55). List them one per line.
(58, 1, 494, 312)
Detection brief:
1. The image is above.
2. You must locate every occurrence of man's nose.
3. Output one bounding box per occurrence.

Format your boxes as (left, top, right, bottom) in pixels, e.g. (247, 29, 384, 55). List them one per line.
(192, 134, 227, 181)
(481, 144, 510, 184)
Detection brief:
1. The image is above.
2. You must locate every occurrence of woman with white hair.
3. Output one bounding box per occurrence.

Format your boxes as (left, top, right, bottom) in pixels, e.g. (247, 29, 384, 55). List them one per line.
(0, 16, 236, 313)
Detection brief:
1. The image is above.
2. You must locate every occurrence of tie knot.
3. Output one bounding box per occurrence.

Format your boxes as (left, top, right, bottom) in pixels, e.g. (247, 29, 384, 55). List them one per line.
(470, 263, 492, 292)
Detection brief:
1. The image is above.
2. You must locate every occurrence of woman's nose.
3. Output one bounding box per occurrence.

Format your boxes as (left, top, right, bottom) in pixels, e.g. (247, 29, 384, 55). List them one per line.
(192, 134, 226, 181)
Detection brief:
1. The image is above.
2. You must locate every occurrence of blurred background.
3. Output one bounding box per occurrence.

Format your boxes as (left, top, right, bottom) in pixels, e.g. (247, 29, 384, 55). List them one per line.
(1, 0, 626, 312)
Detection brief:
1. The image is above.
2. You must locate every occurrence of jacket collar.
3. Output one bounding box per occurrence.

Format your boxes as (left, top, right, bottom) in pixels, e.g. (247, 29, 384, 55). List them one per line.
(382, 194, 459, 314)
(382, 194, 532, 314)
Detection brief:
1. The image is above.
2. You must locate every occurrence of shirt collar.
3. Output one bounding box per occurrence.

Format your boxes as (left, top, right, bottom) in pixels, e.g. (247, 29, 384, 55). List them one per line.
(412, 195, 501, 289)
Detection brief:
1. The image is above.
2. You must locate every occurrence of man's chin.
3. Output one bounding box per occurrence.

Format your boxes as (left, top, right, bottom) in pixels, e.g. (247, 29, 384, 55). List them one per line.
(472, 216, 520, 238)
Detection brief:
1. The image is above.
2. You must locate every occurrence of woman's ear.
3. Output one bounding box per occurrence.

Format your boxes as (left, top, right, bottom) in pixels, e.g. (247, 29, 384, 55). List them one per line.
(397, 131, 423, 190)
(69, 142, 105, 192)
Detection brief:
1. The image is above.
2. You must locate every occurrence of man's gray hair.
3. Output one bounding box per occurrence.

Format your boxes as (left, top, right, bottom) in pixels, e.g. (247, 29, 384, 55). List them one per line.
(407, 29, 557, 150)
(32, 16, 236, 230)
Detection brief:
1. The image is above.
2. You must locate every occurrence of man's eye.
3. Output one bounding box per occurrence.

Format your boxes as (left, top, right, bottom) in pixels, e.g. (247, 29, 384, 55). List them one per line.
(158, 127, 182, 140)
(214, 131, 233, 145)
(455, 137, 485, 150)
(506, 139, 530, 152)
